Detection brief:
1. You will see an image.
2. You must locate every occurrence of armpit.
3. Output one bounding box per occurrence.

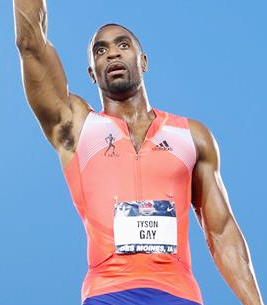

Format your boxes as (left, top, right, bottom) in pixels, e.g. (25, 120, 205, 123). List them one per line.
(57, 121, 75, 151)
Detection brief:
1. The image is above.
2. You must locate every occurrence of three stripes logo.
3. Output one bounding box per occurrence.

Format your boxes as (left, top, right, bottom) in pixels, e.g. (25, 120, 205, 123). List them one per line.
(153, 140, 173, 151)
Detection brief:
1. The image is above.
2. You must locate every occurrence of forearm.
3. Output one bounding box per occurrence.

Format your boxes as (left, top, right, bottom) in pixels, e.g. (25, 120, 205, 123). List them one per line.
(13, 0, 47, 52)
(208, 219, 264, 305)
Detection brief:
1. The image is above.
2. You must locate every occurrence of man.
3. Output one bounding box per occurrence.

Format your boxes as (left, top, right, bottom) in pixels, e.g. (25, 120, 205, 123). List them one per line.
(13, 1, 264, 305)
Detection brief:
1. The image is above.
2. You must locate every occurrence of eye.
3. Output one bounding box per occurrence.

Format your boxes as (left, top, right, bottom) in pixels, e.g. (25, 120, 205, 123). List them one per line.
(119, 42, 129, 49)
(96, 47, 107, 55)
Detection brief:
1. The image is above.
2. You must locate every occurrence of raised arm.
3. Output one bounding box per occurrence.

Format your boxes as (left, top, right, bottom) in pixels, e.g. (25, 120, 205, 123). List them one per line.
(13, 0, 91, 166)
(189, 120, 264, 305)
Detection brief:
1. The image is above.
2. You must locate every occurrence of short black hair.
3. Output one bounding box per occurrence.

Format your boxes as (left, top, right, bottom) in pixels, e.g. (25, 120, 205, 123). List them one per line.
(88, 23, 143, 63)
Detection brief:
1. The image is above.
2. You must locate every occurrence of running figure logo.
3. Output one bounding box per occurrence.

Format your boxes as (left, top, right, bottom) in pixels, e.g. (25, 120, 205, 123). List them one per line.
(104, 133, 119, 157)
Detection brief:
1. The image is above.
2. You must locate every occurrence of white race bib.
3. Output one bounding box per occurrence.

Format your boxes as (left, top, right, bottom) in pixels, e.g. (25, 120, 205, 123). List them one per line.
(114, 200, 177, 254)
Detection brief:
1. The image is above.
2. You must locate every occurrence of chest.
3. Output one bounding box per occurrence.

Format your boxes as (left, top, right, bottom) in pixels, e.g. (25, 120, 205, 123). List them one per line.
(127, 119, 153, 153)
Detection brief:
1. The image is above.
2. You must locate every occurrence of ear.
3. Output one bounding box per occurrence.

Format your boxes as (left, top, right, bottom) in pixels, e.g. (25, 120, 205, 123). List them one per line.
(141, 53, 148, 72)
(88, 66, 96, 84)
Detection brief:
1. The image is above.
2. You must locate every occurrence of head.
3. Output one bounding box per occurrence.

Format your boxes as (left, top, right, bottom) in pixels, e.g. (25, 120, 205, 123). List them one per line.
(88, 24, 148, 100)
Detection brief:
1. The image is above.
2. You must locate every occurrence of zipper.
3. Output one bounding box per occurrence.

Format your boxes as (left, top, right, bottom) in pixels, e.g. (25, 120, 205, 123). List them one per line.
(134, 152, 142, 200)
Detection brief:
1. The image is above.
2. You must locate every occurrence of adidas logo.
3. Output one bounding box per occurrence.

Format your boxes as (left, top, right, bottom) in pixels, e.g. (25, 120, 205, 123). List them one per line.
(153, 140, 173, 151)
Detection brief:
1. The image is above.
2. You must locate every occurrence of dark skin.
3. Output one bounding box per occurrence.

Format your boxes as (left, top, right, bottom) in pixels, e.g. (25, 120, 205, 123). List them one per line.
(13, 1, 263, 304)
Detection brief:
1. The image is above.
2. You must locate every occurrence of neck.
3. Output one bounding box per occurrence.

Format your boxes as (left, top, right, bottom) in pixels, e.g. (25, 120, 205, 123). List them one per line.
(100, 83, 154, 124)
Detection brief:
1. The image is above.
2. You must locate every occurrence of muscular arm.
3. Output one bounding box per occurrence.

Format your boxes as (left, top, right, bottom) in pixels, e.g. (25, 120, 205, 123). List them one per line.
(189, 120, 264, 305)
(13, 0, 90, 166)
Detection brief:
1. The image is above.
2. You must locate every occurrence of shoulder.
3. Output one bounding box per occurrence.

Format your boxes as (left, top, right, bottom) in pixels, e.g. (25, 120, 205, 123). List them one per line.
(188, 119, 220, 164)
(158, 110, 220, 163)
(157, 109, 189, 129)
(69, 94, 92, 113)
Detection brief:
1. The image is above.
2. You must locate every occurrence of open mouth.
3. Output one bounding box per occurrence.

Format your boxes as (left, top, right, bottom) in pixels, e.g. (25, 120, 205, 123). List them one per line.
(106, 62, 127, 75)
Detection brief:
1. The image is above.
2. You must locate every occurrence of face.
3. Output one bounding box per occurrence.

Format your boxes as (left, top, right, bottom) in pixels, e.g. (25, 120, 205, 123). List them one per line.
(89, 25, 147, 97)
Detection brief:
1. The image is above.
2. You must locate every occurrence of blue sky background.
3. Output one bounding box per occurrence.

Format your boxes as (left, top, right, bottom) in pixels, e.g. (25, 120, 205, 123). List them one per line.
(1, 1, 266, 304)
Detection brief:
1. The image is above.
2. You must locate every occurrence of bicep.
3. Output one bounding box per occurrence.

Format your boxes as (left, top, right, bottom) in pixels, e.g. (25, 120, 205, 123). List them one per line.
(19, 40, 71, 132)
(192, 146, 248, 269)
(190, 120, 234, 237)
(192, 159, 233, 237)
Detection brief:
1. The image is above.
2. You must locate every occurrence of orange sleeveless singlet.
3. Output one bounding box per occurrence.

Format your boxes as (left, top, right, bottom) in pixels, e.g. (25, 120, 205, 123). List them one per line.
(64, 109, 203, 305)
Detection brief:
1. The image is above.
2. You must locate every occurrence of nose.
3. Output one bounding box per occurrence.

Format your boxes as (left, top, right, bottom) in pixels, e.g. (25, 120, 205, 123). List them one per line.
(107, 46, 121, 60)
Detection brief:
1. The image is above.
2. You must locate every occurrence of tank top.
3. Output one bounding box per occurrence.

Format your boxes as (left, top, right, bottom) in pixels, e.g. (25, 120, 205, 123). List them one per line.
(64, 108, 203, 305)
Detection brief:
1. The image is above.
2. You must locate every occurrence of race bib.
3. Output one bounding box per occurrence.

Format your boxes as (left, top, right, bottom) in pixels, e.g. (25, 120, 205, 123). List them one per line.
(114, 200, 177, 254)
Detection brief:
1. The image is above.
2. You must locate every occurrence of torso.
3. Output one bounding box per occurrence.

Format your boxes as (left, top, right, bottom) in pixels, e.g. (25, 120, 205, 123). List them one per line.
(63, 108, 203, 304)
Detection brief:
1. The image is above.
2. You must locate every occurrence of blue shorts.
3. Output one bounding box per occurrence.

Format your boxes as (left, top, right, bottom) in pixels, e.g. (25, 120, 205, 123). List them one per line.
(82, 288, 201, 305)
